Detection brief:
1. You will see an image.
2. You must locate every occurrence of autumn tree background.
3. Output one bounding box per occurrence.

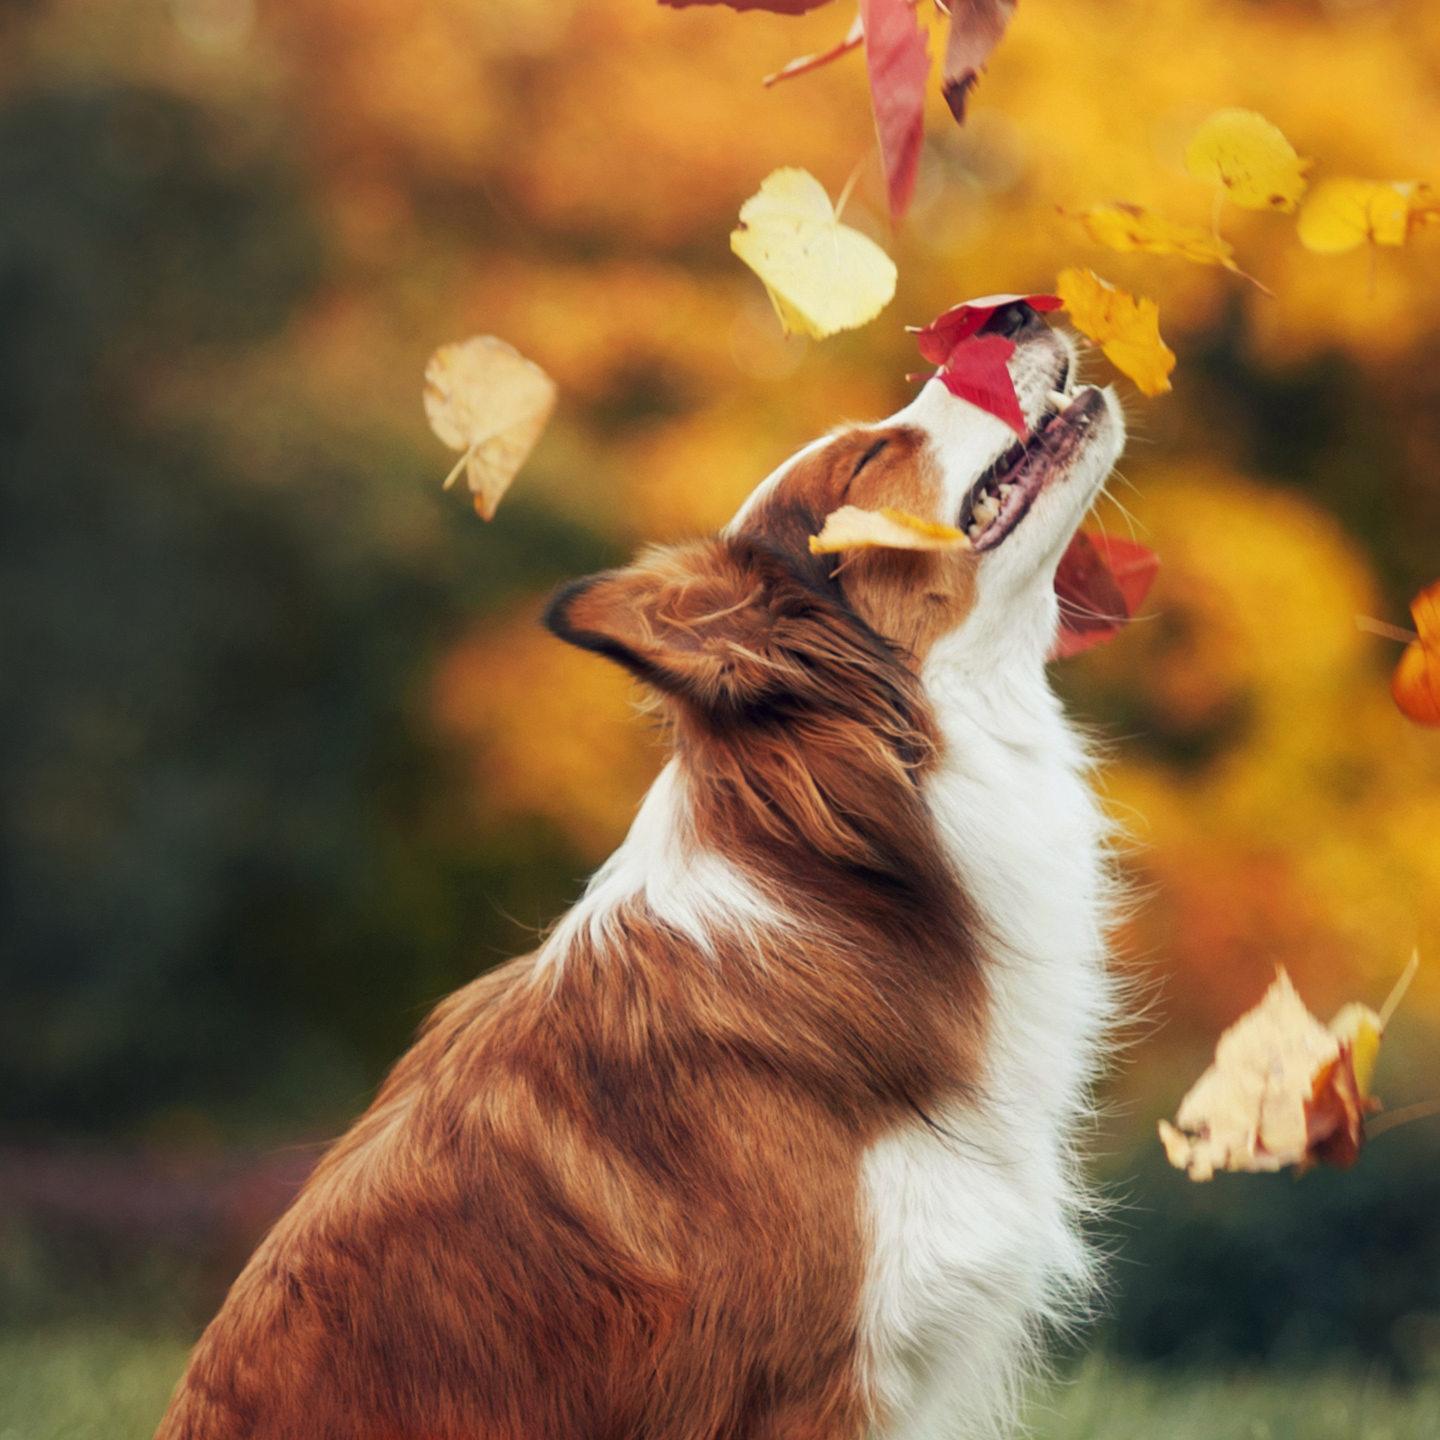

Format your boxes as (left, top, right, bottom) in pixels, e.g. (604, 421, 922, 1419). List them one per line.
(3, 0, 1440, 1432)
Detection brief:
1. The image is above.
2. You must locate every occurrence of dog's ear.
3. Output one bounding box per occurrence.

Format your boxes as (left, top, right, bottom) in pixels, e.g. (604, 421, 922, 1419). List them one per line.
(545, 540, 798, 713)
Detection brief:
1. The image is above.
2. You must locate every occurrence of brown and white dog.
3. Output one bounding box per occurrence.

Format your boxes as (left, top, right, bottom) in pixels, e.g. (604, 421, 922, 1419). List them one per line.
(157, 302, 1125, 1440)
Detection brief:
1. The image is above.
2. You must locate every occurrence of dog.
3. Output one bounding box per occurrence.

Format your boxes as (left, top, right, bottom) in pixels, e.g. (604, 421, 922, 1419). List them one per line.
(156, 300, 1125, 1440)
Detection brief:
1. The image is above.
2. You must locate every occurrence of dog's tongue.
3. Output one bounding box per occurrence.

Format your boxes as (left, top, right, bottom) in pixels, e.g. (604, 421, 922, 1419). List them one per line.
(1050, 532, 1159, 661)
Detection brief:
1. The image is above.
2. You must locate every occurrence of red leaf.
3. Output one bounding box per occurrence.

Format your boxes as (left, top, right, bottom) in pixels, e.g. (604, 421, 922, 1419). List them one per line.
(910, 294, 1060, 435)
(660, 0, 835, 12)
(943, 0, 1016, 122)
(911, 291, 1060, 365)
(1049, 531, 1159, 660)
(859, 0, 931, 222)
(936, 334, 1026, 436)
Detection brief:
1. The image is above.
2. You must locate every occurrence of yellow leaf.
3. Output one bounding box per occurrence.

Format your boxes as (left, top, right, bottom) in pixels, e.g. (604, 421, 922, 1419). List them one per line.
(730, 168, 897, 340)
(423, 337, 557, 520)
(1297, 178, 1416, 255)
(1071, 202, 1240, 271)
(1055, 267, 1175, 397)
(808, 505, 971, 556)
(1185, 108, 1308, 212)
(1328, 1003, 1383, 1098)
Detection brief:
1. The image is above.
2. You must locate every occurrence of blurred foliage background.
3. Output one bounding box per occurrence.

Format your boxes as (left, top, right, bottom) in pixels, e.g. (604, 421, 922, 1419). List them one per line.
(3, 0, 1440, 1428)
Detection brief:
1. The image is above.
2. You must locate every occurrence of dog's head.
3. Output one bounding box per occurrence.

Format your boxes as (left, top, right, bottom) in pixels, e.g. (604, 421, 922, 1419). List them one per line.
(547, 302, 1124, 721)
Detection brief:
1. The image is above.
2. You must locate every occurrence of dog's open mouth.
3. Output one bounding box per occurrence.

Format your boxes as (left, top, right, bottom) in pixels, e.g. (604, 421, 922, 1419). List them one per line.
(960, 383, 1107, 552)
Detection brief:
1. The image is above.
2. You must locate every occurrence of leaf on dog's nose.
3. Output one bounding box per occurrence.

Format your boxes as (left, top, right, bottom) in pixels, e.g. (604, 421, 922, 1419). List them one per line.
(1185, 109, 1309, 213)
(423, 336, 557, 521)
(909, 294, 1060, 437)
(1055, 268, 1176, 397)
(731, 169, 898, 339)
(1050, 532, 1159, 661)
(941, 0, 1015, 123)
(1296, 179, 1433, 255)
(808, 505, 971, 555)
(1158, 960, 1419, 1182)
(911, 293, 1061, 364)
(1391, 579, 1440, 726)
(1067, 203, 1247, 277)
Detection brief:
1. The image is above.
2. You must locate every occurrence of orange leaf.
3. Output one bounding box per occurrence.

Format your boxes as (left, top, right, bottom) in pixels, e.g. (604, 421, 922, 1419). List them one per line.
(1055, 267, 1176, 397)
(1392, 578, 1440, 726)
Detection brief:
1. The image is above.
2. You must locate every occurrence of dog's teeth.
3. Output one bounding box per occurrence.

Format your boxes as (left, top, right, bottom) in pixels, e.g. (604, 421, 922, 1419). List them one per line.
(998, 483, 1015, 501)
(967, 523, 984, 541)
(972, 495, 1000, 524)
(1048, 389, 1069, 409)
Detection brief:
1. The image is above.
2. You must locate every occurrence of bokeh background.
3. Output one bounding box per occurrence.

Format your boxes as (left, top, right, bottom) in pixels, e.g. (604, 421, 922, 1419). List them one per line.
(3, 0, 1440, 1434)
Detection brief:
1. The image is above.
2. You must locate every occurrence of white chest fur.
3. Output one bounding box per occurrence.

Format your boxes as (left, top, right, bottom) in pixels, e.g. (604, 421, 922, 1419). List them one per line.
(860, 649, 1117, 1440)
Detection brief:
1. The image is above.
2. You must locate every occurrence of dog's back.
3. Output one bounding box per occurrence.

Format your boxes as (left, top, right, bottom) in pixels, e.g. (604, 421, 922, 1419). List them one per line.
(158, 872, 966, 1440)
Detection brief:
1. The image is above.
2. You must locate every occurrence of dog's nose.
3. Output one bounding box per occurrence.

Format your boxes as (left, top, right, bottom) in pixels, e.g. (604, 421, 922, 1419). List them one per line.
(981, 301, 1048, 340)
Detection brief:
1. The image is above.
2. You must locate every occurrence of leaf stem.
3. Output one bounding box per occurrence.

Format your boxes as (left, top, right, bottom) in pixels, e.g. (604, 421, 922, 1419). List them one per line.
(441, 448, 473, 491)
(1369, 1097, 1440, 1141)
(834, 156, 867, 224)
(1379, 948, 1421, 1031)
(1355, 614, 1418, 646)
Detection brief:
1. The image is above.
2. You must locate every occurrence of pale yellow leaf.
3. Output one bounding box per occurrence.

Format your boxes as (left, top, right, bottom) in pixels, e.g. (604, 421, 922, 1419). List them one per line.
(730, 168, 897, 340)
(423, 336, 557, 520)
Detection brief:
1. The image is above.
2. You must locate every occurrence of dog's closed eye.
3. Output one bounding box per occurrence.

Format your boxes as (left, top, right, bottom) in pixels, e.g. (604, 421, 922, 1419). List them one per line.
(850, 437, 889, 479)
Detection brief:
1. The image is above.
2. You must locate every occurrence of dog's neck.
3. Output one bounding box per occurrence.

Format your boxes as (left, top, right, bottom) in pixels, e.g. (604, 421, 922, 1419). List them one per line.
(921, 637, 1117, 1120)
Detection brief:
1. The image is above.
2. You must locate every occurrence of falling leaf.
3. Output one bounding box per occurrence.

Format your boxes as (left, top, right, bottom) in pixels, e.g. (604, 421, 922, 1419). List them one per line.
(1069, 202, 1244, 274)
(809, 504, 971, 555)
(1409, 185, 1440, 235)
(942, 0, 1015, 123)
(1185, 108, 1308, 212)
(731, 168, 898, 339)
(1049, 531, 1159, 660)
(764, 12, 864, 87)
(1055, 267, 1176, 397)
(1391, 578, 1440, 726)
(1297, 178, 1417, 255)
(1158, 968, 1392, 1182)
(860, 0, 931, 221)
(909, 294, 1059, 436)
(660, 0, 835, 13)
(423, 336, 557, 521)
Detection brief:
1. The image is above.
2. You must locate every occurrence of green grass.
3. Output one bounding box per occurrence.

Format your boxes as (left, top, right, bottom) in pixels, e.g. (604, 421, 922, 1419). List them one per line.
(1031, 1357, 1440, 1440)
(4, 1329, 1439, 1440)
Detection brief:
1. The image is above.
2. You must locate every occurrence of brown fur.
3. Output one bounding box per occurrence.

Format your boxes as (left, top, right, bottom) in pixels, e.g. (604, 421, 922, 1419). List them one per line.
(156, 429, 985, 1440)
